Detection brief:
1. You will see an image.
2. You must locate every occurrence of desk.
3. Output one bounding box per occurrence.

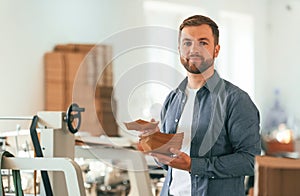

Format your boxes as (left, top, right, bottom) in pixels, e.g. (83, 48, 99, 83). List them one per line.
(254, 156, 300, 196)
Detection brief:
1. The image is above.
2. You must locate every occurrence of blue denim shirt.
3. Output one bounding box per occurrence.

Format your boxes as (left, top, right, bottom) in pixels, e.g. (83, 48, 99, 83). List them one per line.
(159, 71, 261, 196)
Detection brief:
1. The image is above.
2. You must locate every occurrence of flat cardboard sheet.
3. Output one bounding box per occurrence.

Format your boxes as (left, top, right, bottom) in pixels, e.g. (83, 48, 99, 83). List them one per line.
(124, 119, 159, 131)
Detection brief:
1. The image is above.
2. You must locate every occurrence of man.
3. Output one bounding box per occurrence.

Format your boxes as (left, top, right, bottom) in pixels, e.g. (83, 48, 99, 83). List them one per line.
(147, 15, 261, 195)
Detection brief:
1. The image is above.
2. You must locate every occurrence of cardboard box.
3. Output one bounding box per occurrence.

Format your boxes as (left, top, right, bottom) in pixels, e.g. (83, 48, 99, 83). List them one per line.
(44, 52, 66, 82)
(54, 44, 95, 54)
(265, 139, 294, 155)
(44, 43, 117, 136)
(96, 111, 118, 136)
(45, 81, 65, 111)
(44, 52, 66, 111)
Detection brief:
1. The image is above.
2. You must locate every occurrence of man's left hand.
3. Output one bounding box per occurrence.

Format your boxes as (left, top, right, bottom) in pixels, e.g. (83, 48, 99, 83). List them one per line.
(150, 148, 191, 172)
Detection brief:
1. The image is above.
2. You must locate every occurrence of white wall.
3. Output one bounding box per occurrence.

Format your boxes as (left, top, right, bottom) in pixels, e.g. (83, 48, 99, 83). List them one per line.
(0, 0, 144, 131)
(262, 0, 300, 131)
(143, 0, 269, 123)
(143, 0, 300, 134)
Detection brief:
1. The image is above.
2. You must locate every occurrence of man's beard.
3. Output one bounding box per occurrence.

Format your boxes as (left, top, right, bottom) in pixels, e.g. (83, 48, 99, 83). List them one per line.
(180, 54, 214, 74)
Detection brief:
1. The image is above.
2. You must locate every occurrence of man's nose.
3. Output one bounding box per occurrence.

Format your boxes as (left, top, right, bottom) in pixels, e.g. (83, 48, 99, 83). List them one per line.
(190, 43, 201, 53)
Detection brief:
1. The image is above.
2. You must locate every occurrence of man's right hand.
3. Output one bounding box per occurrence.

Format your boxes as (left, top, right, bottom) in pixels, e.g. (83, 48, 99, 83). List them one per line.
(138, 118, 160, 138)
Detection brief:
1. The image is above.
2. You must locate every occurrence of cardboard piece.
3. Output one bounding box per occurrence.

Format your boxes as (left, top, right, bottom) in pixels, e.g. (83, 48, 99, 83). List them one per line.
(124, 119, 159, 131)
(139, 132, 184, 155)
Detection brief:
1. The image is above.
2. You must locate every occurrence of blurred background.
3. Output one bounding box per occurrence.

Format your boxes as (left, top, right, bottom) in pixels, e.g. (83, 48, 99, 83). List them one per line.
(1, 0, 300, 195)
(1, 0, 299, 136)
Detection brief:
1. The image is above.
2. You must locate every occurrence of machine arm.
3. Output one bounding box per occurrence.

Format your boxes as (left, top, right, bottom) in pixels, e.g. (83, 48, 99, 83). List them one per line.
(2, 157, 86, 196)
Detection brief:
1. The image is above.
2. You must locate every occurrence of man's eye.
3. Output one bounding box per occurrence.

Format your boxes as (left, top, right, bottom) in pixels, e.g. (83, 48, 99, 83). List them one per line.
(199, 42, 208, 46)
(183, 42, 192, 46)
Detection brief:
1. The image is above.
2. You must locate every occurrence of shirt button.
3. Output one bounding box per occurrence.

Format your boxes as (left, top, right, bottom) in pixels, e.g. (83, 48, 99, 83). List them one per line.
(211, 176, 215, 179)
(182, 99, 185, 103)
(175, 119, 178, 122)
(195, 174, 199, 177)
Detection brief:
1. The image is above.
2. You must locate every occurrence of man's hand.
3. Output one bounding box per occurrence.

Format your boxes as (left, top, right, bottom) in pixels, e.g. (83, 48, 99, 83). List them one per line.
(150, 148, 191, 172)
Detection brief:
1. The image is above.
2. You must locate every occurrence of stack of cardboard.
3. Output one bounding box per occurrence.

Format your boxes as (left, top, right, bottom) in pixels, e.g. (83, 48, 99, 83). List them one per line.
(95, 86, 118, 136)
(44, 44, 118, 136)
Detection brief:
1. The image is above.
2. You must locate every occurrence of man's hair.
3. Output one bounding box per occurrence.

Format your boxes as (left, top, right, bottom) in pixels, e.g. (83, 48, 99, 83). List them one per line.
(179, 15, 219, 46)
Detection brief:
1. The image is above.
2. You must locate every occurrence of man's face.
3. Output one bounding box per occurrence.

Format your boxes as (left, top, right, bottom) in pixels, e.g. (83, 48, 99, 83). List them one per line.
(179, 24, 220, 74)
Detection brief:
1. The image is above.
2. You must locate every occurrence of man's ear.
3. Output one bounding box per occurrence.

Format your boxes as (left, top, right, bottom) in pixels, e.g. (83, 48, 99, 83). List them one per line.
(214, 45, 220, 58)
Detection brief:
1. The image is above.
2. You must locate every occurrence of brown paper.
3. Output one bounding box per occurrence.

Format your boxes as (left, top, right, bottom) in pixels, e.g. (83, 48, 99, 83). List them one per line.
(124, 119, 159, 131)
(139, 132, 184, 155)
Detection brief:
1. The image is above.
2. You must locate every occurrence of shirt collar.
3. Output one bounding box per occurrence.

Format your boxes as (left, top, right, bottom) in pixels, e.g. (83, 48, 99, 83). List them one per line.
(204, 71, 221, 92)
(177, 70, 222, 93)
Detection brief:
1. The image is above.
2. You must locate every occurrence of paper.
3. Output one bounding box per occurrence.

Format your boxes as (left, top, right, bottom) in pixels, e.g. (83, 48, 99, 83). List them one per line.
(139, 132, 184, 155)
(124, 119, 159, 131)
